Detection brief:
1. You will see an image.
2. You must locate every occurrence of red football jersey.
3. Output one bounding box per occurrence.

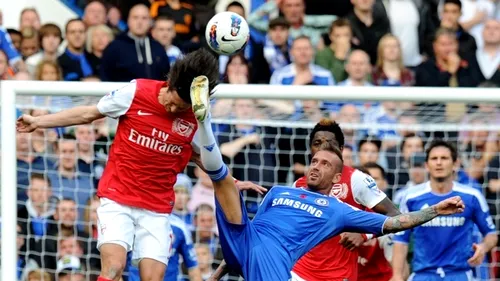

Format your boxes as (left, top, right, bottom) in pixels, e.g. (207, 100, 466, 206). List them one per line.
(358, 237, 393, 281)
(292, 166, 386, 281)
(96, 79, 198, 213)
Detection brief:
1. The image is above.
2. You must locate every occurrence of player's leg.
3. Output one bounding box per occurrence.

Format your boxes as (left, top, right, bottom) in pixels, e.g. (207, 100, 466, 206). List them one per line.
(132, 209, 172, 281)
(96, 198, 135, 281)
(191, 75, 243, 224)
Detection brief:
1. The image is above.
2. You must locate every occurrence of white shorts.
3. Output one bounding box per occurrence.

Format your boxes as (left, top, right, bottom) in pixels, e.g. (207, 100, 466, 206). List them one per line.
(96, 198, 173, 265)
(290, 271, 307, 281)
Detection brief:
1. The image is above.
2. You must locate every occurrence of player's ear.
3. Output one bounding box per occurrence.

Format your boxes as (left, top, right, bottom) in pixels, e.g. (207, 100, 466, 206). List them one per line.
(332, 173, 342, 184)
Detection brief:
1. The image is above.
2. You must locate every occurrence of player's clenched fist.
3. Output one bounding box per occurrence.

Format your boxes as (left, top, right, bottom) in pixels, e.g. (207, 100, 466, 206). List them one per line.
(433, 196, 465, 215)
(16, 114, 38, 133)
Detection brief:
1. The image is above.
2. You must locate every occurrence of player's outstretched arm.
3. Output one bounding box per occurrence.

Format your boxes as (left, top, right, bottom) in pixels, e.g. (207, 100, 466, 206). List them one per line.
(207, 260, 230, 281)
(383, 196, 464, 233)
(16, 105, 104, 133)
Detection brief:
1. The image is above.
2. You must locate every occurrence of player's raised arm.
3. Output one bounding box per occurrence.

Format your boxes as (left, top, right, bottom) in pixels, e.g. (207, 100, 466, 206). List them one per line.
(17, 105, 104, 132)
(17, 80, 137, 133)
(382, 196, 465, 233)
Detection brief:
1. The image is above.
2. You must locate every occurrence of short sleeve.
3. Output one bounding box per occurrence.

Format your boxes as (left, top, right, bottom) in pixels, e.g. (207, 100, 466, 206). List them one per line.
(179, 227, 198, 269)
(471, 191, 497, 236)
(392, 196, 412, 244)
(97, 80, 137, 118)
(340, 201, 388, 236)
(351, 170, 387, 209)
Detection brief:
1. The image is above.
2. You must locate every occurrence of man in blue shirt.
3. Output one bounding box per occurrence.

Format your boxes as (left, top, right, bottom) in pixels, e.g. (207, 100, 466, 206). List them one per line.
(127, 215, 202, 281)
(189, 75, 466, 281)
(392, 140, 498, 281)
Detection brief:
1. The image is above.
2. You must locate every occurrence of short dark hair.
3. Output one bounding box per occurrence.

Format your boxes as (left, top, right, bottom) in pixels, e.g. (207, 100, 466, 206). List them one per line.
(443, 0, 462, 10)
(329, 18, 352, 36)
(30, 173, 52, 187)
(317, 141, 344, 172)
(168, 48, 219, 104)
(226, 1, 245, 12)
(7, 28, 22, 37)
(363, 162, 386, 179)
(154, 15, 175, 25)
(65, 19, 85, 33)
(309, 118, 345, 149)
(401, 133, 423, 150)
(358, 135, 382, 151)
(425, 139, 458, 162)
(60, 133, 76, 140)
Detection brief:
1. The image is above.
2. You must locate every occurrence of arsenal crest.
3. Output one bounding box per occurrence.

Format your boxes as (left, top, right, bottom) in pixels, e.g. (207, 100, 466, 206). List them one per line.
(330, 183, 348, 199)
(173, 118, 195, 137)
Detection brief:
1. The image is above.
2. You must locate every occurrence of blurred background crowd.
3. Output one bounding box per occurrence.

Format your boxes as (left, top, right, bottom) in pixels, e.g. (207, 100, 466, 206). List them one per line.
(1, 0, 500, 280)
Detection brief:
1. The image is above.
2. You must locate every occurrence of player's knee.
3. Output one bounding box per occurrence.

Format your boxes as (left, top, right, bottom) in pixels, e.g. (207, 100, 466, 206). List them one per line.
(139, 260, 166, 281)
(101, 261, 126, 280)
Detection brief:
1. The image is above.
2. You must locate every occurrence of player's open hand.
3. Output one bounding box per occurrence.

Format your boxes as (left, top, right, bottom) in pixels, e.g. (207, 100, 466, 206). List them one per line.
(468, 243, 487, 266)
(16, 114, 38, 133)
(339, 233, 365, 251)
(434, 196, 465, 215)
(235, 181, 267, 195)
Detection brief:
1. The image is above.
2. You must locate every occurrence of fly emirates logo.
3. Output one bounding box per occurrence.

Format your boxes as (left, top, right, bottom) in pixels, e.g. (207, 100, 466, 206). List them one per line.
(128, 128, 183, 154)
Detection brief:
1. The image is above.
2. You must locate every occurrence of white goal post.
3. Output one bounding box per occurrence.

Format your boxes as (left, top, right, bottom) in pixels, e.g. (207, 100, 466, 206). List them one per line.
(1, 80, 500, 281)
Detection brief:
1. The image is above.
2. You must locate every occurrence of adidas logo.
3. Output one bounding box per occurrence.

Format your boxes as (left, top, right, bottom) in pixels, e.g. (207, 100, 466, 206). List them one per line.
(204, 143, 215, 152)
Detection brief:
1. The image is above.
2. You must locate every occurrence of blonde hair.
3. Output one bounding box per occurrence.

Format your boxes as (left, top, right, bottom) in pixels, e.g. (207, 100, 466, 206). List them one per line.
(375, 34, 404, 70)
(86, 24, 114, 54)
(27, 269, 52, 281)
(34, 60, 62, 81)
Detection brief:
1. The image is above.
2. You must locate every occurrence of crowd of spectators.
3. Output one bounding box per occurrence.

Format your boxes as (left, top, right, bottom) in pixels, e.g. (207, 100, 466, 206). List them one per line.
(1, 0, 500, 280)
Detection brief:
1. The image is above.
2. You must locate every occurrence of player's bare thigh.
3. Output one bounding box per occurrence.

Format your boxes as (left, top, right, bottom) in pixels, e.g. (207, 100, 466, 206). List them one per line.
(97, 198, 135, 280)
(212, 173, 243, 224)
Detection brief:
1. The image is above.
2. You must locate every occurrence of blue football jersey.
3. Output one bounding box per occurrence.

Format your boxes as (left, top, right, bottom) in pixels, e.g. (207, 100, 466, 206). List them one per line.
(393, 182, 496, 274)
(127, 215, 198, 281)
(216, 185, 388, 281)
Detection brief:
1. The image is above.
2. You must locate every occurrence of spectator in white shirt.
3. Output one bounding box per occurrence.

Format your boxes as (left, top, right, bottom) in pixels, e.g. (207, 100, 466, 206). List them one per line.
(386, 0, 423, 67)
(455, 0, 496, 47)
(470, 19, 500, 85)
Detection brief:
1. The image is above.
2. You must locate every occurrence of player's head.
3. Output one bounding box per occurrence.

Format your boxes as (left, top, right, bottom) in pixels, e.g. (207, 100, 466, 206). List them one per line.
(309, 118, 345, 155)
(425, 139, 458, 182)
(307, 142, 343, 193)
(161, 48, 219, 113)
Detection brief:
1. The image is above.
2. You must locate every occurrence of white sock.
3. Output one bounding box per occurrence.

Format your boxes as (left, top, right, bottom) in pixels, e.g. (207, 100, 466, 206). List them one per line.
(195, 114, 228, 181)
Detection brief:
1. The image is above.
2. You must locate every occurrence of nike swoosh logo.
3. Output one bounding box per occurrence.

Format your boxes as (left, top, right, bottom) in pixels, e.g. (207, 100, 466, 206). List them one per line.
(138, 110, 153, 116)
(221, 36, 238, 42)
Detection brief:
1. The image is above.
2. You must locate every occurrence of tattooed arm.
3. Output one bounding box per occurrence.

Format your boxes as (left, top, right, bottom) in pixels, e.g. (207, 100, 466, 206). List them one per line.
(383, 196, 465, 234)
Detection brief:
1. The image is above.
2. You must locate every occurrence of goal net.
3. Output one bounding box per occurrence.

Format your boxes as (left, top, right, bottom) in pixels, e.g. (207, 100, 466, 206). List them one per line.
(1, 81, 500, 281)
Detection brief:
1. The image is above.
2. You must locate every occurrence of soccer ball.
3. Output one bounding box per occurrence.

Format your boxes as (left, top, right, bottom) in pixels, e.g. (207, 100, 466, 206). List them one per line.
(205, 12, 250, 55)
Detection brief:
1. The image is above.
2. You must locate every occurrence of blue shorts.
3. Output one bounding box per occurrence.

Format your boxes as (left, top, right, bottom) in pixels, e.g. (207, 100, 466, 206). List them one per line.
(409, 270, 474, 281)
(215, 195, 292, 281)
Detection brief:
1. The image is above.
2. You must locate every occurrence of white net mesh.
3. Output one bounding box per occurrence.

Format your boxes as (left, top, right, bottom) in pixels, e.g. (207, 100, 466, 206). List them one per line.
(2, 84, 500, 281)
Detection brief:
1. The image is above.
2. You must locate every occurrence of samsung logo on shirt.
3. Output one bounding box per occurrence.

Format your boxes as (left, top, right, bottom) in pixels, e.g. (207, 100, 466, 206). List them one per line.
(421, 216, 466, 227)
(271, 198, 323, 217)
